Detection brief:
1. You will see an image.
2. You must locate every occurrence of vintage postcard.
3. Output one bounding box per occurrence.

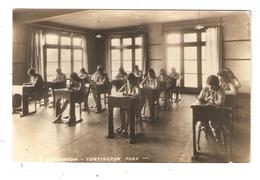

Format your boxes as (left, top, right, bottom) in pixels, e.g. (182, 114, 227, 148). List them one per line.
(11, 9, 251, 164)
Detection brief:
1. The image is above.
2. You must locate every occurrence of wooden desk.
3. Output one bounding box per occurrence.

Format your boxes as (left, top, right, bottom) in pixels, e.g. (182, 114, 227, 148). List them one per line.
(106, 94, 139, 144)
(190, 104, 232, 160)
(54, 88, 83, 126)
(21, 85, 37, 116)
(90, 83, 111, 112)
(47, 81, 66, 108)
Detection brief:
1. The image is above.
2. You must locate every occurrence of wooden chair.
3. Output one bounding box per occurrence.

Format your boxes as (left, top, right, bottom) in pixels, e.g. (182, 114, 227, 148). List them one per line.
(33, 82, 49, 111)
(192, 105, 233, 155)
(102, 82, 112, 109)
(225, 94, 238, 121)
(140, 88, 160, 121)
(158, 83, 171, 110)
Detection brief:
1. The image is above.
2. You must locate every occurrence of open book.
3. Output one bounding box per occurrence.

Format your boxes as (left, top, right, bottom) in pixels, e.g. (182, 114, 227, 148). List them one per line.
(194, 96, 218, 108)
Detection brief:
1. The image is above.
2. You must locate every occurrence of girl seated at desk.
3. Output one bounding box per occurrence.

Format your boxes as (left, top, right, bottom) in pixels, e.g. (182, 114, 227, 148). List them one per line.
(116, 73, 145, 137)
(53, 72, 85, 123)
(158, 68, 172, 109)
(196, 75, 225, 142)
(114, 67, 127, 80)
(133, 65, 143, 83)
(139, 68, 160, 121)
(79, 68, 90, 83)
(217, 70, 237, 95)
(90, 65, 110, 112)
(168, 67, 181, 102)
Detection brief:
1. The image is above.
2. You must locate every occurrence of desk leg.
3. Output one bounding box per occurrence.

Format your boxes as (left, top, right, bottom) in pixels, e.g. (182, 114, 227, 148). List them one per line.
(192, 117, 198, 160)
(128, 107, 136, 144)
(106, 106, 114, 138)
(55, 99, 61, 117)
(21, 88, 29, 116)
(52, 88, 55, 109)
(68, 101, 76, 126)
(96, 93, 102, 112)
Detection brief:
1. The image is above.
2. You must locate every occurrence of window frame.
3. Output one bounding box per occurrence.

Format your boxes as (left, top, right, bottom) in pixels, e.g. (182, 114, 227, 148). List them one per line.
(165, 28, 205, 92)
(43, 31, 85, 81)
(109, 33, 145, 78)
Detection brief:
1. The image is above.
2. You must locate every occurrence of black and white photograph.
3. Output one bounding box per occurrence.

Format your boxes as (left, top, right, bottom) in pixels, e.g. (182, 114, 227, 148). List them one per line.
(11, 9, 251, 163)
(2, 0, 260, 179)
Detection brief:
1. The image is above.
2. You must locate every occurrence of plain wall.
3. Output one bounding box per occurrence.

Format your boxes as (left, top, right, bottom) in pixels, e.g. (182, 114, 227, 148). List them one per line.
(222, 13, 251, 93)
(13, 23, 28, 85)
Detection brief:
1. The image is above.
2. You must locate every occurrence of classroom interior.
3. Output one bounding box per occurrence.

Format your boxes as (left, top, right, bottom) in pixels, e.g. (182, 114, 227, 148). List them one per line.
(12, 9, 251, 163)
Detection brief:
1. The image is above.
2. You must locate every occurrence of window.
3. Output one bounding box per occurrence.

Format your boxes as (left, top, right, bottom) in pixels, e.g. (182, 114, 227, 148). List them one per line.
(44, 33, 85, 81)
(166, 30, 205, 90)
(110, 35, 144, 78)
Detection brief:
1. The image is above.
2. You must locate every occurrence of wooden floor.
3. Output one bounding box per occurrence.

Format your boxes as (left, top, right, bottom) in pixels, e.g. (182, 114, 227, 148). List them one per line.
(12, 94, 250, 163)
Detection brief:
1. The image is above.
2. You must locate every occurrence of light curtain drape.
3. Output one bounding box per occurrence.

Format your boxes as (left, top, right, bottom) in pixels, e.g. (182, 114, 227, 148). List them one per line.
(28, 28, 44, 79)
(205, 26, 222, 77)
(82, 36, 88, 71)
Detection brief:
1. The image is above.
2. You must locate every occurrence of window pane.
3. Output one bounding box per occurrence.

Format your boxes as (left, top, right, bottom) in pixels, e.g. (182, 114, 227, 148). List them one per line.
(166, 59, 180, 74)
(167, 33, 181, 44)
(135, 48, 142, 60)
(135, 60, 143, 70)
(61, 62, 71, 74)
(112, 71, 118, 78)
(111, 38, 120, 46)
(167, 47, 181, 60)
(201, 32, 206, 42)
(202, 74, 207, 87)
(184, 74, 198, 88)
(202, 60, 206, 74)
(46, 48, 58, 62)
(123, 49, 132, 60)
(47, 75, 56, 82)
(123, 61, 132, 72)
(123, 38, 132, 46)
(73, 37, 82, 46)
(112, 61, 120, 71)
(184, 33, 197, 42)
(47, 62, 58, 77)
(61, 49, 71, 61)
(184, 60, 197, 73)
(184, 47, 197, 60)
(74, 49, 82, 61)
(74, 61, 82, 72)
(135, 37, 142, 46)
(201, 46, 205, 60)
(46, 34, 58, 44)
(111, 49, 120, 61)
(61, 36, 71, 45)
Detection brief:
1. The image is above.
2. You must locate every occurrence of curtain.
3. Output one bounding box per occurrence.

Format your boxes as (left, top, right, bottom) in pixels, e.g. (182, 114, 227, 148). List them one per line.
(205, 26, 222, 77)
(28, 28, 44, 79)
(105, 36, 111, 79)
(82, 35, 88, 71)
(142, 32, 148, 74)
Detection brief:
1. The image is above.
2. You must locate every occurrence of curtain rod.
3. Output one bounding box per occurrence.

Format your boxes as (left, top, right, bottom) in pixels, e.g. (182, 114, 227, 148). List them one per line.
(29, 23, 89, 35)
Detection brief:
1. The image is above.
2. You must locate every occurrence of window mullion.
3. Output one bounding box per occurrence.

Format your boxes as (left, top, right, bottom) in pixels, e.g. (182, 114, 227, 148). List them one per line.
(71, 35, 73, 73)
(120, 38, 123, 67)
(197, 31, 202, 89)
(58, 35, 61, 68)
(132, 37, 135, 72)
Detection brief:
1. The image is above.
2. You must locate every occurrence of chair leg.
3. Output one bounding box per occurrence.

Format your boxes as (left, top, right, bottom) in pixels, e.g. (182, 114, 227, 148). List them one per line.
(34, 100, 37, 112)
(220, 128, 227, 152)
(79, 103, 82, 120)
(197, 126, 202, 150)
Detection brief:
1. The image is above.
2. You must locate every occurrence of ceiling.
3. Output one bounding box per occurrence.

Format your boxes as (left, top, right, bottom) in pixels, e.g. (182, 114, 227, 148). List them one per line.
(13, 9, 247, 30)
